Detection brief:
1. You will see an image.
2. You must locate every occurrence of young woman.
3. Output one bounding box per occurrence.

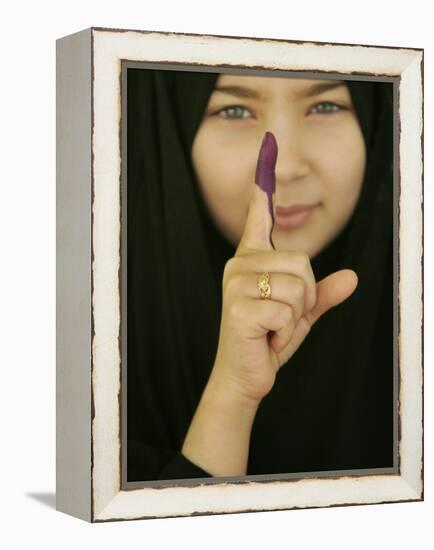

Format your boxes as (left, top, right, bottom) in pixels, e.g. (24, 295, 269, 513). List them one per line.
(127, 69, 394, 481)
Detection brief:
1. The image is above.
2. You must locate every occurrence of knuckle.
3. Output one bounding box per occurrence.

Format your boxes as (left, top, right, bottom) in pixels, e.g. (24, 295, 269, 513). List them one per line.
(222, 258, 239, 290)
(292, 277, 305, 301)
(281, 250, 294, 266)
(227, 299, 245, 322)
(281, 250, 310, 271)
(296, 251, 310, 270)
(279, 304, 293, 326)
(308, 287, 318, 310)
(223, 258, 236, 279)
(225, 272, 244, 295)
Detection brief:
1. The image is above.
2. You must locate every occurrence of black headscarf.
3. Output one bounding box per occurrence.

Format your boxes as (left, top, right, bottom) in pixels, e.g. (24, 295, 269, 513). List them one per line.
(127, 68, 393, 481)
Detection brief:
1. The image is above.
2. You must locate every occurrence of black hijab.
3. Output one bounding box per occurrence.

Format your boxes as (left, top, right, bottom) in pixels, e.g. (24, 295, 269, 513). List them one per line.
(127, 68, 393, 481)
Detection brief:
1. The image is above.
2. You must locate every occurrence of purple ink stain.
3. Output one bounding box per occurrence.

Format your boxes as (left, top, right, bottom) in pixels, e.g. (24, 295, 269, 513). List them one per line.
(255, 131, 278, 249)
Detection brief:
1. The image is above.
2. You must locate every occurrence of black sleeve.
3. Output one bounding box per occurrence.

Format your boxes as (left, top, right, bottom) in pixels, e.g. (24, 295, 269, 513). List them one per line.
(127, 439, 212, 482)
(156, 451, 212, 481)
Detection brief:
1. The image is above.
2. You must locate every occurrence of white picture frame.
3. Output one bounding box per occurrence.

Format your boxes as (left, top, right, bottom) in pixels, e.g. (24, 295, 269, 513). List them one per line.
(56, 27, 423, 522)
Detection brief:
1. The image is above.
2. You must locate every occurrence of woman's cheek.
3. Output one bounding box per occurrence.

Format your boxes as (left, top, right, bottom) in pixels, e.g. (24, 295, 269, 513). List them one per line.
(322, 133, 365, 190)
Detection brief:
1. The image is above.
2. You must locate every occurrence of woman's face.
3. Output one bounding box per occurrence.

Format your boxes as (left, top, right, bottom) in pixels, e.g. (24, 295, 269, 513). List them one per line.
(191, 75, 366, 258)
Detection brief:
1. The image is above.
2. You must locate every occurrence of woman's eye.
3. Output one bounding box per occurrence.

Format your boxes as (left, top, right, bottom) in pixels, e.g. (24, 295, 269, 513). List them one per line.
(310, 101, 347, 115)
(211, 102, 348, 120)
(216, 105, 253, 120)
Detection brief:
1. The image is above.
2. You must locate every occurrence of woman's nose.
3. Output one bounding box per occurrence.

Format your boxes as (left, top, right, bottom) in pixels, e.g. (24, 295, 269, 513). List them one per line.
(268, 130, 310, 185)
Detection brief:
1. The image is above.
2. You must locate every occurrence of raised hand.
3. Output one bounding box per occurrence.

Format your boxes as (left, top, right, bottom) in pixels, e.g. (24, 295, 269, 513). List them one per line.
(213, 132, 358, 402)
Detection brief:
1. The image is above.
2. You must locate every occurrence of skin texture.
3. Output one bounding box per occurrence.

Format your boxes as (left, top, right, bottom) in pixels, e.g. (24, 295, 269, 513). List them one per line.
(255, 131, 277, 249)
(191, 75, 366, 259)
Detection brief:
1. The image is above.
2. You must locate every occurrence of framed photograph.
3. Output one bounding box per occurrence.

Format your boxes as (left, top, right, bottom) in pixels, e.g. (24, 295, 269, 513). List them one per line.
(56, 27, 424, 522)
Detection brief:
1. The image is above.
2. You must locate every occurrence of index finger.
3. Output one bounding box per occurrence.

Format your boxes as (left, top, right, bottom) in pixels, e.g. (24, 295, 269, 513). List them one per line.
(235, 132, 278, 255)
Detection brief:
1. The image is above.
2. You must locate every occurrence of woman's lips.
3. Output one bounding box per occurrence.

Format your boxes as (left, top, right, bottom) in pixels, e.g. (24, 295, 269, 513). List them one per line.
(275, 203, 319, 229)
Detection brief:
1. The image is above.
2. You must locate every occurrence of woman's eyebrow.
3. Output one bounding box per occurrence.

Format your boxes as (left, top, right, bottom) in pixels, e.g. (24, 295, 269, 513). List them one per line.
(213, 81, 346, 100)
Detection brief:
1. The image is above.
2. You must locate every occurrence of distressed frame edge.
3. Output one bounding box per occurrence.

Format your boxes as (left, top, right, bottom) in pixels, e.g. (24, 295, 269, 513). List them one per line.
(89, 24, 424, 54)
(92, 473, 421, 523)
(397, 50, 424, 499)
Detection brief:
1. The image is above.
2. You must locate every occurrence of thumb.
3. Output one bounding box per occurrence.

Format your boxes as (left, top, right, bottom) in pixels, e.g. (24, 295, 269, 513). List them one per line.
(235, 132, 278, 256)
(306, 269, 359, 327)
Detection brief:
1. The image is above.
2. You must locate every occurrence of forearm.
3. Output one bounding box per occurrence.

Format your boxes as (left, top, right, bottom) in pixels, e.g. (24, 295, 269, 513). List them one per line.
(181, 368, 261, 477)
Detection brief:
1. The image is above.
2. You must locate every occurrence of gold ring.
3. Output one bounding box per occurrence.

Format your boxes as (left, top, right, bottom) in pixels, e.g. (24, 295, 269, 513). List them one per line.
(257, 272, 272, 299)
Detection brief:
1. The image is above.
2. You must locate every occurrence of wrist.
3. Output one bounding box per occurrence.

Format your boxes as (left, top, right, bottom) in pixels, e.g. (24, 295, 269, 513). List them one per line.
(181, 366, 261, 477)
(207, 365, 263, 411)
(208, 363, 267, 410)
